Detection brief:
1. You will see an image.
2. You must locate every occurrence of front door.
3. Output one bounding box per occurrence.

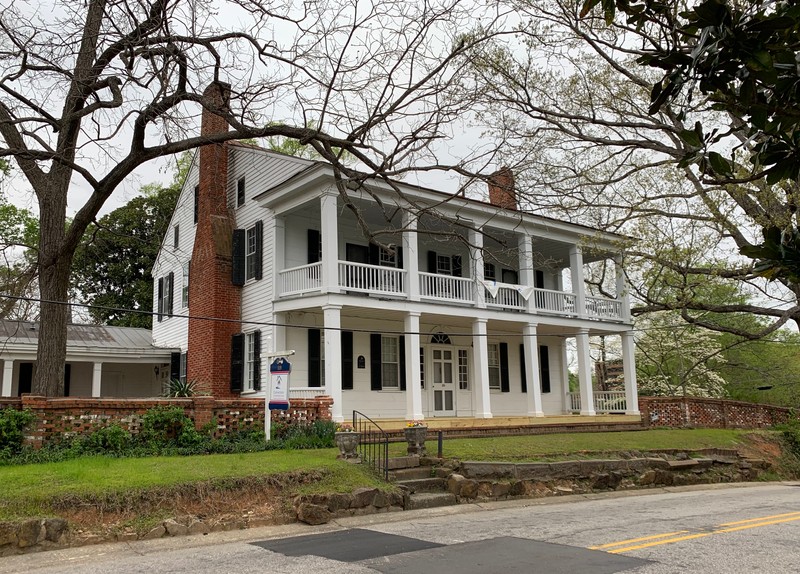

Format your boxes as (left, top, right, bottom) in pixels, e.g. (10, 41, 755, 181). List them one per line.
(431, 347, 455, 416)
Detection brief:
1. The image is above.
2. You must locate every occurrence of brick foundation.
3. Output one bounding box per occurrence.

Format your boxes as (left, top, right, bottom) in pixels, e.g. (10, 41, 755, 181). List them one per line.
(639, 396, 792, 429)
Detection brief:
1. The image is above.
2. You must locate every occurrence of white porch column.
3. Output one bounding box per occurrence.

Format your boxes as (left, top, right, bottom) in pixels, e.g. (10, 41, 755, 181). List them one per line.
(519, 235, 536, 313)
(404, 311, 424, 420)
(273, 311, 286, 353)
(576, 328, 596, 415)
(560, 340, 571, 413)
(622, 330, 640, 415)
(469, 226, 486, 309)
(472, 318, 493, 418)
(523, 323, 544, 417)
(569, 246, 587, 318)
(1, 359, 13, 397)
(273, 215, 286, 299)
(323, 304, 343, 421)
(320, 194, 340, 294)
(402, 212, 420, 301)
(615, 254, 632, 322)
(91, 362, 103, 398)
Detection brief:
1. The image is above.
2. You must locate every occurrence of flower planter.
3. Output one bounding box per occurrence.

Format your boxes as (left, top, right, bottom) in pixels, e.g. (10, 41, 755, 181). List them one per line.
(334, 431, 361, 461)
(404, 426, 428, 456)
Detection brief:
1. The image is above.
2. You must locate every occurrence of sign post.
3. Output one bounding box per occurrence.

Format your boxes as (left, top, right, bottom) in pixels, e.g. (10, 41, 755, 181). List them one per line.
(265, 350, 294, 443)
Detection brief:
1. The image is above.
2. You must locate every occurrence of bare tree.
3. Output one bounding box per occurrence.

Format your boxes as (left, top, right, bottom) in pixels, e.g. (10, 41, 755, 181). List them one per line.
(467, 0, 800, 336)
(0, 0, 507, 395)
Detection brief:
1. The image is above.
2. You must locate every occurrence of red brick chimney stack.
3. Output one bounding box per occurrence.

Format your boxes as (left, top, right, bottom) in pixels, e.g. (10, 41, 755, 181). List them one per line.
(187, 82, 241, 398)
(488, 167, 517, 210)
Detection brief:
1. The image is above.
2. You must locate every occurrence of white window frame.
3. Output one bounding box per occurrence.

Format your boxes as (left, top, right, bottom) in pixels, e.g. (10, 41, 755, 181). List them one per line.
(159, 274, 172, 319)
(245, 332, 257, 391)
(458, 349, 469, 390)
(179, 352, 188, 384)
(245, 225, 257, 280)
(182, 260, 190, 308)
(173, 225, 179, 250)
(436, 255, 452, 275)
(379, 246, 397, 268)
(381, 336, 400, 389)
(487, 343, 501, 390)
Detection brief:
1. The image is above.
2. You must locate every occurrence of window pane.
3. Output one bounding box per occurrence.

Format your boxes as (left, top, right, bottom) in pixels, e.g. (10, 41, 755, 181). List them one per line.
(245, 227, 257, 279)
(458, 349, 468, 390)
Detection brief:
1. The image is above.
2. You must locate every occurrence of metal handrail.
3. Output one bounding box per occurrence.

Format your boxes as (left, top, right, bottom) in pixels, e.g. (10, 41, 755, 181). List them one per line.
(352, 410, 389, 481)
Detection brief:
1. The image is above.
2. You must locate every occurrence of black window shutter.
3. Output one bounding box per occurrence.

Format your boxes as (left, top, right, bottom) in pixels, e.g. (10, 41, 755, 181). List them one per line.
(427, 250, 437, 273)
(230, 333, 245, 393)
(370, 334, 382, 390)
(170, 352, 181, 380)
(193, 185, 199, 224)
(399, 335, 406, 391)
(397, 246, 404, 268)
(308, 329, 321, 387)
(254, 220, 263, 280)
(157, 277, 164, 322)
(452, 255, 463, 277)
(253, 331, 262, 391)
(341, 331, 354, 390)
(308, 229, 321, 263)
(167, 272, 174, 315)
(540, 345, 551, 393)
(368, 242, 380, 265)
(499, 342, 510, 392)
(232, 229, 246, 286)
(534, 270, 545, 288)
(519, 344, 527, 393)
(64, 364, 71, 397)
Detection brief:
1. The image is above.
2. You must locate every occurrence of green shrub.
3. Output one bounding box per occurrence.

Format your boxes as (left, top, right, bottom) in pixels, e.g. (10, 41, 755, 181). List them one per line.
(781, 418, 800, 457)
(138, 406, 205, 450)
(0, 408, 34, 458)
(78, 424, 133, 455)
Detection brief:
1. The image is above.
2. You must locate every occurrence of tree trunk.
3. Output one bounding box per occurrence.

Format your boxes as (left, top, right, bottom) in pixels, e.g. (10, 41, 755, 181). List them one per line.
(32, 183, 71, 397)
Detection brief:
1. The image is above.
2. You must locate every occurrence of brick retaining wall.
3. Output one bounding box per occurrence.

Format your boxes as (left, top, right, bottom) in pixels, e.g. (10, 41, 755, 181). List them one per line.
(639, 396, 792, 428)
(4, 395, 333, 448)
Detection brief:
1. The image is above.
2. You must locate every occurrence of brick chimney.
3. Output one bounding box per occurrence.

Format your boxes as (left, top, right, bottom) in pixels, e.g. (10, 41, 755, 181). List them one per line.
(187, 82, 241, 398)
(488, 167, 517, 210)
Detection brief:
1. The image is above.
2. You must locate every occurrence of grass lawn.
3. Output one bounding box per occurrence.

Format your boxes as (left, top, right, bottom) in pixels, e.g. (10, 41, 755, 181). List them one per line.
(389, 428, 754, 460)
(0, 428, 762, 520)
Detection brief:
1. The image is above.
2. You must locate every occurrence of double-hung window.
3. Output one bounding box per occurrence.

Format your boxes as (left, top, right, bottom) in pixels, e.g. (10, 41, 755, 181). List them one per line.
(182, 261, 190, 307)
(245, 226, 258, 280)
(487, 344, 501, 390)
(381, 336, 400, 389)
(458, 349, 469, 390)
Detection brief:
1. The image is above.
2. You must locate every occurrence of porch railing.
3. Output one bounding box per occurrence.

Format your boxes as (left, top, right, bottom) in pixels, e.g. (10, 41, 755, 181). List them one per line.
(485, 285, 525, 310)
(278, 262, 322, 296)
(585, 296, 623, 320)
(567, 391, 627, 413)
(533, 287, 578, 315)
(288, 387, 326, 400)
(419, 272, 473, 303)
(353, 410, 389, 480)
(338, 261, 406, 296)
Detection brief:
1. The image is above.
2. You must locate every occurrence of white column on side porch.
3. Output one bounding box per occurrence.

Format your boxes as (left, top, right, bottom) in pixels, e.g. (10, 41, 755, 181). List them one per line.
(472, 318, 493, 418)
(621, 330, 640, 415)
(560, 340, 571, 413)
(569, 245, 587, 318)
(402, 211, 420, 301)
(91, 362, 103, 398)
(523, 323, 544, 417)
(320, 193, 340, 294)
(323, 304, 344, 422)
(576, 328, 596, 415)
(273, 215, 286, 299)
(469, 226, 486, 309)
(1, 359, 14, 397)
(518, 234, 535, 313)
(404, 311, 424, 420)
(615, 254, 632, 322)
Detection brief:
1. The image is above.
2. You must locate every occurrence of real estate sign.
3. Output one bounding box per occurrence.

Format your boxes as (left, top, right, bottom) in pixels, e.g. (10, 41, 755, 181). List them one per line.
(268, 357, 291, 411)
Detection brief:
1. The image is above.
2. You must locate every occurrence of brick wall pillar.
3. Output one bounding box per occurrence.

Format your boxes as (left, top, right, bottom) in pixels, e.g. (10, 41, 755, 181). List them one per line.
(192, 396, 216, 431)
(20, 394, 47, 449)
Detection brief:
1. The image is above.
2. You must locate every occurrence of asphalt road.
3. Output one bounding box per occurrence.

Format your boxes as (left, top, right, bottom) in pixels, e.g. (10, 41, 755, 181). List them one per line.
(5, 482, 800, 574)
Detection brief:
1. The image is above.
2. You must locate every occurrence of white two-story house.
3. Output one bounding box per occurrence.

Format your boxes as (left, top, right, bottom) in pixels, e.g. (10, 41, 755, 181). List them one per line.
(152, 83, 639, 424)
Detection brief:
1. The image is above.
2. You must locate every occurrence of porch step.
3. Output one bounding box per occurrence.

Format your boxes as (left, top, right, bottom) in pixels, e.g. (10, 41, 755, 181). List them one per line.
(389, 467, 438, 481)
(383, 456, 421, 471)
(408, 492, 457, 510)
(396, 477, 447, 494)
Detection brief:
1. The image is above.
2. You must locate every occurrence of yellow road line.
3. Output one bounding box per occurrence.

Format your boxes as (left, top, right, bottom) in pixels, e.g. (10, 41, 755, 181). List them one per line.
(594, 510, 800, 555)
(718, 511, 800, 527)
(588, 531, 690, 550)
(607, 532, 712, 554)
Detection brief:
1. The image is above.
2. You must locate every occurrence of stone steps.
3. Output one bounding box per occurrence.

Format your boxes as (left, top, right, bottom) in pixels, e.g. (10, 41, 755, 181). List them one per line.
(396, 477, 448, 494)
(407, 492, 458, 510)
